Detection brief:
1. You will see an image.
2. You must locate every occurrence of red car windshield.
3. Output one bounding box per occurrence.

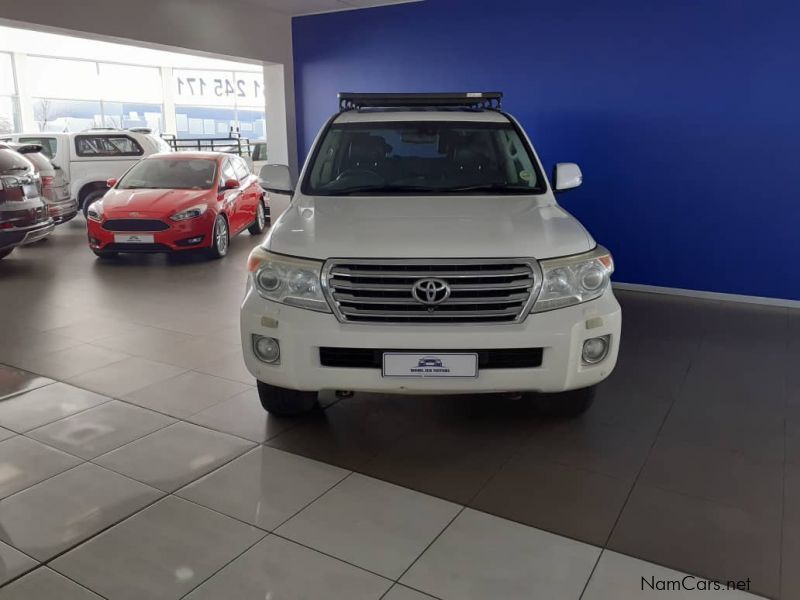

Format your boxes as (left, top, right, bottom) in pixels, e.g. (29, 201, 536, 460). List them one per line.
(118, 158, 217, 190)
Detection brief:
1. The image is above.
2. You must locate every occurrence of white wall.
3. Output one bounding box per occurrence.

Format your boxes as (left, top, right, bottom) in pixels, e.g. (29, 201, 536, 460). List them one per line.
(0, 0, 298, 172)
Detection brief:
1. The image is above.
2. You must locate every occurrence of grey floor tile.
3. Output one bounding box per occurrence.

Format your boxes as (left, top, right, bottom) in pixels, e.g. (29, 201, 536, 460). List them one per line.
(383, 585, 438, 600)
(10, 344, 130, 381)
(0, 567, 103, 600)
(359, 416, 532, 505)
(44, 317, 142, 343)
(94, 421, 254, 492)
(194, 350, 254, 385)
(0, 427, 13, 442)
(0, 463, 162, 561)
(401, 508, 600, 600)
(609, 484, 781, 599)
(122, 371, 250, 419)
(0, 540, 37, 586)
(583, 550, 766, 599)
(185, 387, 293, 443)
(0, 366, 53, 401)
(92, 326, 195, 356)
(52, 496, 264, 600)
(67, 358, 186, 398)
(178, 446, 349, 530)
(470, 455, 631, 547)
(184, 535, 391, 600)
(638, 437, 783, 518)
(520, 419, 653, 481)
(27, 401, 175, 460)
(787, 419, 799, 466)
(0, 436, 82, 499)
(277, 473, 460, 579)
(267, 398, 415, 471)
(0, 383, 109, 433)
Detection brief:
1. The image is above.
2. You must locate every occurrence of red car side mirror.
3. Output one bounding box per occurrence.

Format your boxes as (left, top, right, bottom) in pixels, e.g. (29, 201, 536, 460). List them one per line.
(224, 179, 240, 190)
(106, 178, 117, 188)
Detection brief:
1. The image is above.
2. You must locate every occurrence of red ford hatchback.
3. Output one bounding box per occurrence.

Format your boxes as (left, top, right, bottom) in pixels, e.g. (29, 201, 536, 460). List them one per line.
(86, 152, 267, 259)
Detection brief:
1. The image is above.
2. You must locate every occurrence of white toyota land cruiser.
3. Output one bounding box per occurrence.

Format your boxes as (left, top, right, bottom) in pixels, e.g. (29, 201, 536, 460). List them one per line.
(241, 92, 621, 417)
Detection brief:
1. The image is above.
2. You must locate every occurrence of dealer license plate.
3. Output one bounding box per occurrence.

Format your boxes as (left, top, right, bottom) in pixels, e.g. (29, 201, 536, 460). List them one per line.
(382, 353, 478, 378)
(113, 234, 154, 243)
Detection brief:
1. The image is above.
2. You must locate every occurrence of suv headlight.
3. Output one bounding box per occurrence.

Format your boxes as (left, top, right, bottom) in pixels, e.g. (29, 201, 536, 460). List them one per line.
(170, 204, 208, 221)
(87, 201, 104, 222)
(247, 247, 331, 313)
(532, 246, 614, 313)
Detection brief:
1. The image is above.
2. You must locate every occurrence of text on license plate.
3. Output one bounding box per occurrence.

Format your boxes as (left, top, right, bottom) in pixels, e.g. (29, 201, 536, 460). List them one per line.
(382, 353, 478, 378)
(114, 234, 154, 243)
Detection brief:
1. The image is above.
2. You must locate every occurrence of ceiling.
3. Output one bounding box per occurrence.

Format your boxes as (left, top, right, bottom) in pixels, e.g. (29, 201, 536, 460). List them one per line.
(240, 0, 421, 16)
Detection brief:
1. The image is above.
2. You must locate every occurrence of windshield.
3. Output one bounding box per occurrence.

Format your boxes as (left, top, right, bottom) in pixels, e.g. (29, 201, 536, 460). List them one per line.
(117, 158, 217, 190)
(303, 120, 546, 196)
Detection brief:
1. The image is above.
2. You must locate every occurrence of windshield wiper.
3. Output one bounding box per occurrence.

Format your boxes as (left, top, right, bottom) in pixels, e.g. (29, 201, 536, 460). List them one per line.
(439, 184, 536, 194)
(323, 184, 436, 196)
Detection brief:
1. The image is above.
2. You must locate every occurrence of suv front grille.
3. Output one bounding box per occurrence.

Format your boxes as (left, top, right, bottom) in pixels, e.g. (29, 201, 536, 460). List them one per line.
(323, 259, 539, 324)
(103, 219, 170, 232)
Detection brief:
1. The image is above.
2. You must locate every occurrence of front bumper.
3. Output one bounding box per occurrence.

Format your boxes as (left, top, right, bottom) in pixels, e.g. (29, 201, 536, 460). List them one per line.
(87, 213, 215, 253)
(240, 287, 621, 394)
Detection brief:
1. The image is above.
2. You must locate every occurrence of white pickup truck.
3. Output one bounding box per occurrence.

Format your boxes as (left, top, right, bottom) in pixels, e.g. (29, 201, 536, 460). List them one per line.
(1, 129, 171, 216)
(242, 92, 621, 417)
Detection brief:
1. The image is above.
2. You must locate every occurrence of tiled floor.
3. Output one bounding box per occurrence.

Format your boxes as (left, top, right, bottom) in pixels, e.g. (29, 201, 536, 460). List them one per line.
(0, 221, 795, 598)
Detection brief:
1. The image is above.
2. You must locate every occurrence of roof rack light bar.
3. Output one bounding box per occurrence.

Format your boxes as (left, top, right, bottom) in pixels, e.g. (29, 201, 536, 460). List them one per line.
(338, 92, 503, 111)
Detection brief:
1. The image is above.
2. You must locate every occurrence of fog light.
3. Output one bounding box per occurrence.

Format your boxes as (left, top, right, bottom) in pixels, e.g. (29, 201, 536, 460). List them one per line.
(582, 335, 610, 364)
(253, 335, 280, 364)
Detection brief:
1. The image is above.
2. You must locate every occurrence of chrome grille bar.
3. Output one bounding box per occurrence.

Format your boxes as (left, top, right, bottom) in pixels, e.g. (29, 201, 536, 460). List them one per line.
(323, 258, 540, 324)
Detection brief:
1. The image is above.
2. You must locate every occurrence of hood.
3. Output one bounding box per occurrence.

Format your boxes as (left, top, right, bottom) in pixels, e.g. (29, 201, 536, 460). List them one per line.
(101, 188, 211, 217)
(266, 194, 595, 260)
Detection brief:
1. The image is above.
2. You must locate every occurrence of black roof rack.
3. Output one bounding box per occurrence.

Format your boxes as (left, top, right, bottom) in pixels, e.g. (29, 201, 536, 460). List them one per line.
(338, 92, 503, 112)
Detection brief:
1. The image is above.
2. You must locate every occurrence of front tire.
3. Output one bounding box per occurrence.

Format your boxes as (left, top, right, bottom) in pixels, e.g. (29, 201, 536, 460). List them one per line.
(82, 189, 105, 218)
(207, 214, 229, 259)
(257, 381, 318, 417)
(527, 386, 596, 417)
(248, 199, 267, 235)
(0, 248, 13, 260)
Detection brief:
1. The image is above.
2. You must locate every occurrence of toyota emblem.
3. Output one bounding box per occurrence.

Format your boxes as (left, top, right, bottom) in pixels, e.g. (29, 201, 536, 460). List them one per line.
(411, 278, 451, 306)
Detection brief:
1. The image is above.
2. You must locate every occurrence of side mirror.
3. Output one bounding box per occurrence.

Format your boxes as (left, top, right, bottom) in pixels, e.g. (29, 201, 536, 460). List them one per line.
(224, 179, 240, 190)
(106, 178, 117, 188)
(553, 163, 583, 192)
(259, 164, 293, 195)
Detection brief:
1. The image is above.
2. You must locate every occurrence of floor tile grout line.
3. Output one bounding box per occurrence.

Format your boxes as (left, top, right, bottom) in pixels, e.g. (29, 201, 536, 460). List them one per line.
(86, 438, 256, 495)
(391, 506, 467, 588)
(172, 472, 362, 600)
(0, 563, 113, 599)
(575, 346, 695, 600)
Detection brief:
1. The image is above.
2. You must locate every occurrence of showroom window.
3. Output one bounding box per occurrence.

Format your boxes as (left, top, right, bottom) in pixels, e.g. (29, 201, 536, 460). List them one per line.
(173, 68, 266, 140)
(0, 53, 18, 134)
(33, 98, 102, 132)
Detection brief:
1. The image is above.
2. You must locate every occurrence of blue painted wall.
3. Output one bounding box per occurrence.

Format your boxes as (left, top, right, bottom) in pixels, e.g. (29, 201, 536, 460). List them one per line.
(293, 0, 800, 300)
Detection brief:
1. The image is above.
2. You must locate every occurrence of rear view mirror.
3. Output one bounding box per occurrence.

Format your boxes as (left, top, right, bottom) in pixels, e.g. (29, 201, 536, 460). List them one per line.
(224, 179, 240, 190)
(553, 163, 583, 192)
(106, 178, 117, 188)
(259, 164, 293, 195)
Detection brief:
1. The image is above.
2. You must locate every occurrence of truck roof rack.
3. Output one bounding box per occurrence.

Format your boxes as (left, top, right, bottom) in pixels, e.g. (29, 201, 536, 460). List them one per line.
(338, 92, 503, 112)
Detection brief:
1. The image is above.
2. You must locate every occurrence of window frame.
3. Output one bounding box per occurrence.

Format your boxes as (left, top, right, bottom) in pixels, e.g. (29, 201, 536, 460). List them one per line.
(300, 116, 548, 196)
(74, 134, 144, 158)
